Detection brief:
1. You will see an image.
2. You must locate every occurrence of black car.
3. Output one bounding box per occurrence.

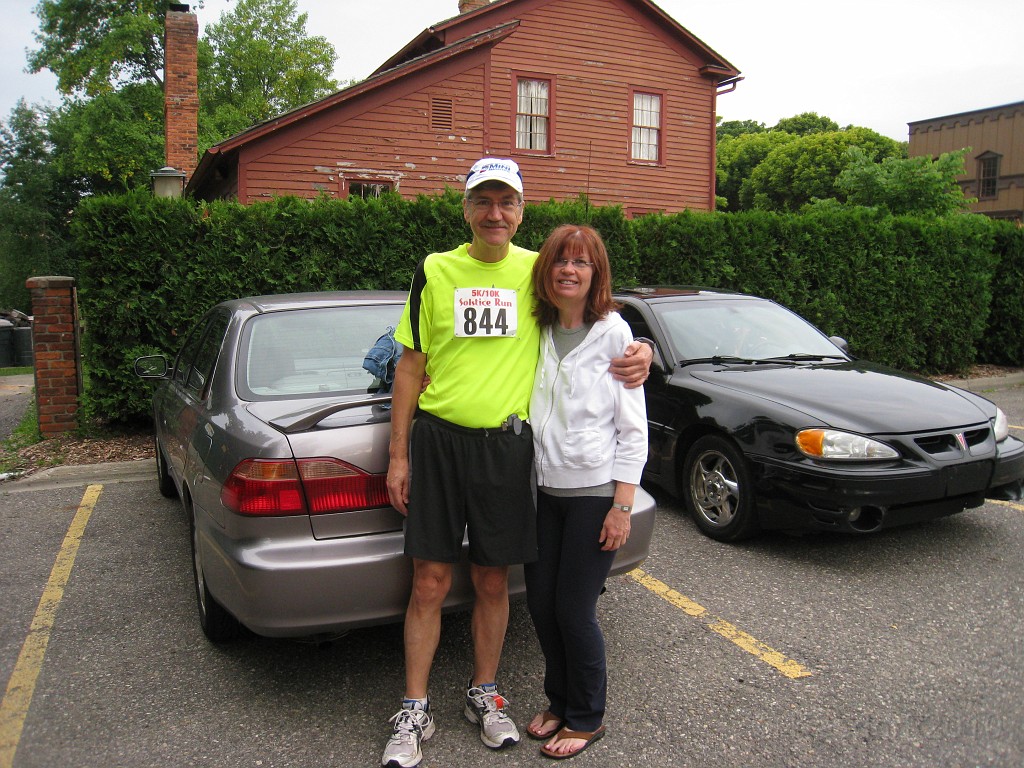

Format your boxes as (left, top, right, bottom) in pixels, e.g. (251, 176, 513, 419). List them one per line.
(615, 287, 1024, 542)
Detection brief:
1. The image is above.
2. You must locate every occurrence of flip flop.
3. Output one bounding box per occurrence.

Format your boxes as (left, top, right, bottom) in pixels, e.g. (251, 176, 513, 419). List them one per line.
(527, 710, 565, 740)
(540, 725, 606, 759)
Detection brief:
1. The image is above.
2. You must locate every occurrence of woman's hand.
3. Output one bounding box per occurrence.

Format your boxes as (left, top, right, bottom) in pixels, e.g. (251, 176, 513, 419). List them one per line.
(600, 507, 631, 551)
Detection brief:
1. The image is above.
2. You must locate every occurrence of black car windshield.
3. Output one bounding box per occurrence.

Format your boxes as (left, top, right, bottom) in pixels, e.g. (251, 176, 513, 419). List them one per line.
(240, 304, 404, 399)
(652, 300, 847, 363)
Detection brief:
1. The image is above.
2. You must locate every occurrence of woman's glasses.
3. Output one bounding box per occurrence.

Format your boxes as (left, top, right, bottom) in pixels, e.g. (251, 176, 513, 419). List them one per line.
(553, 258, 593, 269)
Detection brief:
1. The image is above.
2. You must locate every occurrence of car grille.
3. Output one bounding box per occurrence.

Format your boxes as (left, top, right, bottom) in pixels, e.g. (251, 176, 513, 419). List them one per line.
(913, 427, 990, 456)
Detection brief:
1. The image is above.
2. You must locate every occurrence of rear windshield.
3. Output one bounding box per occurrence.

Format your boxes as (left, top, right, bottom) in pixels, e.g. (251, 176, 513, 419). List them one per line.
(238, 304, 404, 400)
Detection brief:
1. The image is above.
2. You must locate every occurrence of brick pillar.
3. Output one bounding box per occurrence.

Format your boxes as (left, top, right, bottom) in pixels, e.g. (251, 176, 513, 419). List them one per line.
(164, 5, 199, 183)
(458, 0, 491, 13)
(25, 276, 83, 438)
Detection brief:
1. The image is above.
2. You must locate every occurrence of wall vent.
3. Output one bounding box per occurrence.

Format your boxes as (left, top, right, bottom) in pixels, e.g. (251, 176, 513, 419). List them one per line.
(431, 98, 454, 132)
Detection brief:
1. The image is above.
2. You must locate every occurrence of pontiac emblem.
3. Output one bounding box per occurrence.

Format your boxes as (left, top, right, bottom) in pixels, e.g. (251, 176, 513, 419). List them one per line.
(954, 432, 968, 451)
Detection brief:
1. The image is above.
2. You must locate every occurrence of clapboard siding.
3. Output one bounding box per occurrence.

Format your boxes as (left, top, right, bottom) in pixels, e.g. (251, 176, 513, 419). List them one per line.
(483, 0, 716, 209)
(216, 0, 730, 212)
(242, 68, 490, 200)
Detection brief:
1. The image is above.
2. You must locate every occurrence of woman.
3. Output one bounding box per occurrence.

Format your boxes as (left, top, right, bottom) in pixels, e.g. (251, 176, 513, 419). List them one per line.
(524, 225, 648, 759)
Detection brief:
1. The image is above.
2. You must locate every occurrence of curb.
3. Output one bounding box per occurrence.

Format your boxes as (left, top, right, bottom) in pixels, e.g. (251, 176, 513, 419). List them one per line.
(2, 459, 155, 493)
(941, 372, 1024, 393)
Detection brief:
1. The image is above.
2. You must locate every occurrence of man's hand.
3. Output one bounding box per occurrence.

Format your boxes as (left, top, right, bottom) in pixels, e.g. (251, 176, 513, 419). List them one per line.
(387, 456, 411, 516)
(610, 339, 654, 389)
(387, 347, 426, 517)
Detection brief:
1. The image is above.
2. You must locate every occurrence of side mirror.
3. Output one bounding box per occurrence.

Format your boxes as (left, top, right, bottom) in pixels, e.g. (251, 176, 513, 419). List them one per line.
(829, 336, 850, 355)
(134, 355, 170, 379)
(639, 339, 666, 375)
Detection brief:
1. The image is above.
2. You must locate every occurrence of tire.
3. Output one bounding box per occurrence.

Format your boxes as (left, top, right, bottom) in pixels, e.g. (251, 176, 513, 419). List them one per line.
(188, 497, 241, 642)
(154, 437, 177, 499)
(682, 434, 759, 542)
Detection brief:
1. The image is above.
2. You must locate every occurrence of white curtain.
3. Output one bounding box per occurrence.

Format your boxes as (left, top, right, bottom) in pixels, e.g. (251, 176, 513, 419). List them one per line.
(632, 93, 661, 161)
(517, 80, 549, 151)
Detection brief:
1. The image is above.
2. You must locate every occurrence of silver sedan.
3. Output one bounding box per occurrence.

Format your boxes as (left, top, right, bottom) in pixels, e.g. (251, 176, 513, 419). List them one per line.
(135, 291, 656, 642)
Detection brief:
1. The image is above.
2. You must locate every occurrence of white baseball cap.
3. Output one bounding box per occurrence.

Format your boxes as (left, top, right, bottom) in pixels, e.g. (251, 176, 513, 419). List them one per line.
(465, 158, 523, 195)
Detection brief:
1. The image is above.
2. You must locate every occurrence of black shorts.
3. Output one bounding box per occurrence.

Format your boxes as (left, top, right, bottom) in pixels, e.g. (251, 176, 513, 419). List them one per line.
(405, 411, 537, 567)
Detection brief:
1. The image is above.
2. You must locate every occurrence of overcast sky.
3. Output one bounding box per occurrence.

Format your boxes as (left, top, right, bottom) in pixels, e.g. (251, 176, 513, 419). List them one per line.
(3, 0, 1022, 142)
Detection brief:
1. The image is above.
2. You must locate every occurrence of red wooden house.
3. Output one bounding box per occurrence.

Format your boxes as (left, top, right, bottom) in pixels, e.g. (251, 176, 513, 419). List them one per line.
(183, 0, 740, 215)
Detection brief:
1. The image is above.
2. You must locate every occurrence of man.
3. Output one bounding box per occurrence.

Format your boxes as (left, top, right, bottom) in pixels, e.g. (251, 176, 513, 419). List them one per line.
(382, 158, 651, 768)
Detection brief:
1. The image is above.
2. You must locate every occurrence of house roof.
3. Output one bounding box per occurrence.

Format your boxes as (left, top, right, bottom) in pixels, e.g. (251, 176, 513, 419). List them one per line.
(186, 0, 740, 197)
(908, 100, 1024, 130)
(374, 0, 738, 78)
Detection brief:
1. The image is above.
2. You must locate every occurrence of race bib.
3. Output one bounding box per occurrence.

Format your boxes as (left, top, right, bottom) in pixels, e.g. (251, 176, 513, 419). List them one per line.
(454, 288, 518, 338)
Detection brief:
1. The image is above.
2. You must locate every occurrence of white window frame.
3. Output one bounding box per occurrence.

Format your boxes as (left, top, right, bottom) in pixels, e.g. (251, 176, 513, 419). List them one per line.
(631, 90, 663, 163)
(515, 77, 551, 153)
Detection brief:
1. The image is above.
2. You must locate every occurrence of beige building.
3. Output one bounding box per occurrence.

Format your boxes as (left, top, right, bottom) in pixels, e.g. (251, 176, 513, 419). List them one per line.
(908, 100, 1023, 222)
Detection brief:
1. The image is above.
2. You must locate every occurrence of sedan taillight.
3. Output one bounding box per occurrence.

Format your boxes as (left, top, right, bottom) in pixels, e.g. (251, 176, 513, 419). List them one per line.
(298, 458, 391, 513)
(221, 458, 389, 516)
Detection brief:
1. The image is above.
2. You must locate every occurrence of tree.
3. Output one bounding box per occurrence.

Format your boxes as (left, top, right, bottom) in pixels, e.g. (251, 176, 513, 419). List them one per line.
(27, 0, 171, 96)
(0, 101, 74, 311)
(830, 147, 975, 216)
(1, 100, 54, 204)
(47, 84, 165, 193)
(716, 131, 795, 211)
(771, 112, 839, 136)
(741, 128, 905, 211)
(717, 119, 766, 142)
(200, 0, 337, 140)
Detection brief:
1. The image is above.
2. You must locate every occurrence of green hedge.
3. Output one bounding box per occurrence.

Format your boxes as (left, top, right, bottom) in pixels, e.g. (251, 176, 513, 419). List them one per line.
(71, 191, 1023, 424)
(978, 220, 1024, 366)
(630, 208, 1003, 372)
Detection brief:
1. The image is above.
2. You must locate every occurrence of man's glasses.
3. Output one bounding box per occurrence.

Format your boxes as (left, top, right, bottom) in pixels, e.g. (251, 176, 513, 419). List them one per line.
(553, 258, 594, 269)
(468, 198, 522, 212)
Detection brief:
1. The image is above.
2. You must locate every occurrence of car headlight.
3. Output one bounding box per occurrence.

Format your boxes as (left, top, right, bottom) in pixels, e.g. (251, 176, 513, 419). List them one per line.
(994, 408, 1009, 442)
(796, 428, 900, 460)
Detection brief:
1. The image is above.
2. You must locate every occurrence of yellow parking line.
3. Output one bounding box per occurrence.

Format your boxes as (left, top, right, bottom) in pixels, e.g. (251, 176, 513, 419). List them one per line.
(630, 568, 813, 679)
(990, 498, 1024, 512)
(0, 484, 102, 768)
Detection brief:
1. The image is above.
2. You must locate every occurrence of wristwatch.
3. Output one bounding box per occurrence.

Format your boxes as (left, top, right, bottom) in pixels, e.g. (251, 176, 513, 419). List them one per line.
(612, 503, 632, 512)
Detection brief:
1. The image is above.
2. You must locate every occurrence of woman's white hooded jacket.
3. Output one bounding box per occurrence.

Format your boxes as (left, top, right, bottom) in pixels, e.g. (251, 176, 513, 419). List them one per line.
(530, 312, 648, 490)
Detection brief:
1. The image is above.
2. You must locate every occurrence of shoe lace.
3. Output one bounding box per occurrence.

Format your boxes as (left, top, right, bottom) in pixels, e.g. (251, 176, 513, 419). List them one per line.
(469, 687, 513, 726)
(388, 708, 427, 745)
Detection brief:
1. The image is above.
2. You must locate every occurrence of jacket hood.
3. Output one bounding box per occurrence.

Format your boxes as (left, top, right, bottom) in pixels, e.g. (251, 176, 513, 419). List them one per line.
(543, 314, 623, 397)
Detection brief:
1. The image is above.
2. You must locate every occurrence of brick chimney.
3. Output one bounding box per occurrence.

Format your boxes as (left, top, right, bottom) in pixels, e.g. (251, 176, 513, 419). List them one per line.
(459, 0, 491, 13)
(164, 4, 199, 183)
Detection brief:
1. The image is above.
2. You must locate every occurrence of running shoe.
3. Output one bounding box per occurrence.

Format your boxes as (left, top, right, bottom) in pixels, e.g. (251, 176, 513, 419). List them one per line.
(464, 681, 520, 749)
(382, 700, 434, 768)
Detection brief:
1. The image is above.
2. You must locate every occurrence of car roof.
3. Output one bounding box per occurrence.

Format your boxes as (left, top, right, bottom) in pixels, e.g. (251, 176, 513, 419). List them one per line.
(614, 286, 752, 303)
(218, 290, 408, 314)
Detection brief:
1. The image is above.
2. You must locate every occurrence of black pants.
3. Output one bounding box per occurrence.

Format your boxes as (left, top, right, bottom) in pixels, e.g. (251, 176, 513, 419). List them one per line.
(524, 492, 616, 733)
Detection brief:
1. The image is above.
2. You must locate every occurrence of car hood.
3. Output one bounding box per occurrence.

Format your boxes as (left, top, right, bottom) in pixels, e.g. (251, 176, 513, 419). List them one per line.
(686, 361, 993, 434)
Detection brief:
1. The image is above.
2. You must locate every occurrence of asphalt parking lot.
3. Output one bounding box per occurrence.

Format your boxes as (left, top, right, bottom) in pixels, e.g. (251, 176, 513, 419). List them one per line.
(1, 378, 1022, 767)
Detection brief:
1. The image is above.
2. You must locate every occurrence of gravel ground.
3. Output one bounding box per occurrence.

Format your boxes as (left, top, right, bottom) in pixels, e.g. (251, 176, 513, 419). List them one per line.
(0, 383, 30, 443)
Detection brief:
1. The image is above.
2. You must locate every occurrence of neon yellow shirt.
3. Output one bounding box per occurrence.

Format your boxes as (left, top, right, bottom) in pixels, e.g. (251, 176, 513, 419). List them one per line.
(395, 243, 540, 428)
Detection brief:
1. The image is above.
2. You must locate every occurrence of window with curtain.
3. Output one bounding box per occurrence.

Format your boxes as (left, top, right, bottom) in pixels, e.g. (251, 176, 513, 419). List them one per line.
(348, 180, 393, 199)
(632, 92, 661, 162)
(516, 79, 550, 152)
(978, 154, 1000, 199)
